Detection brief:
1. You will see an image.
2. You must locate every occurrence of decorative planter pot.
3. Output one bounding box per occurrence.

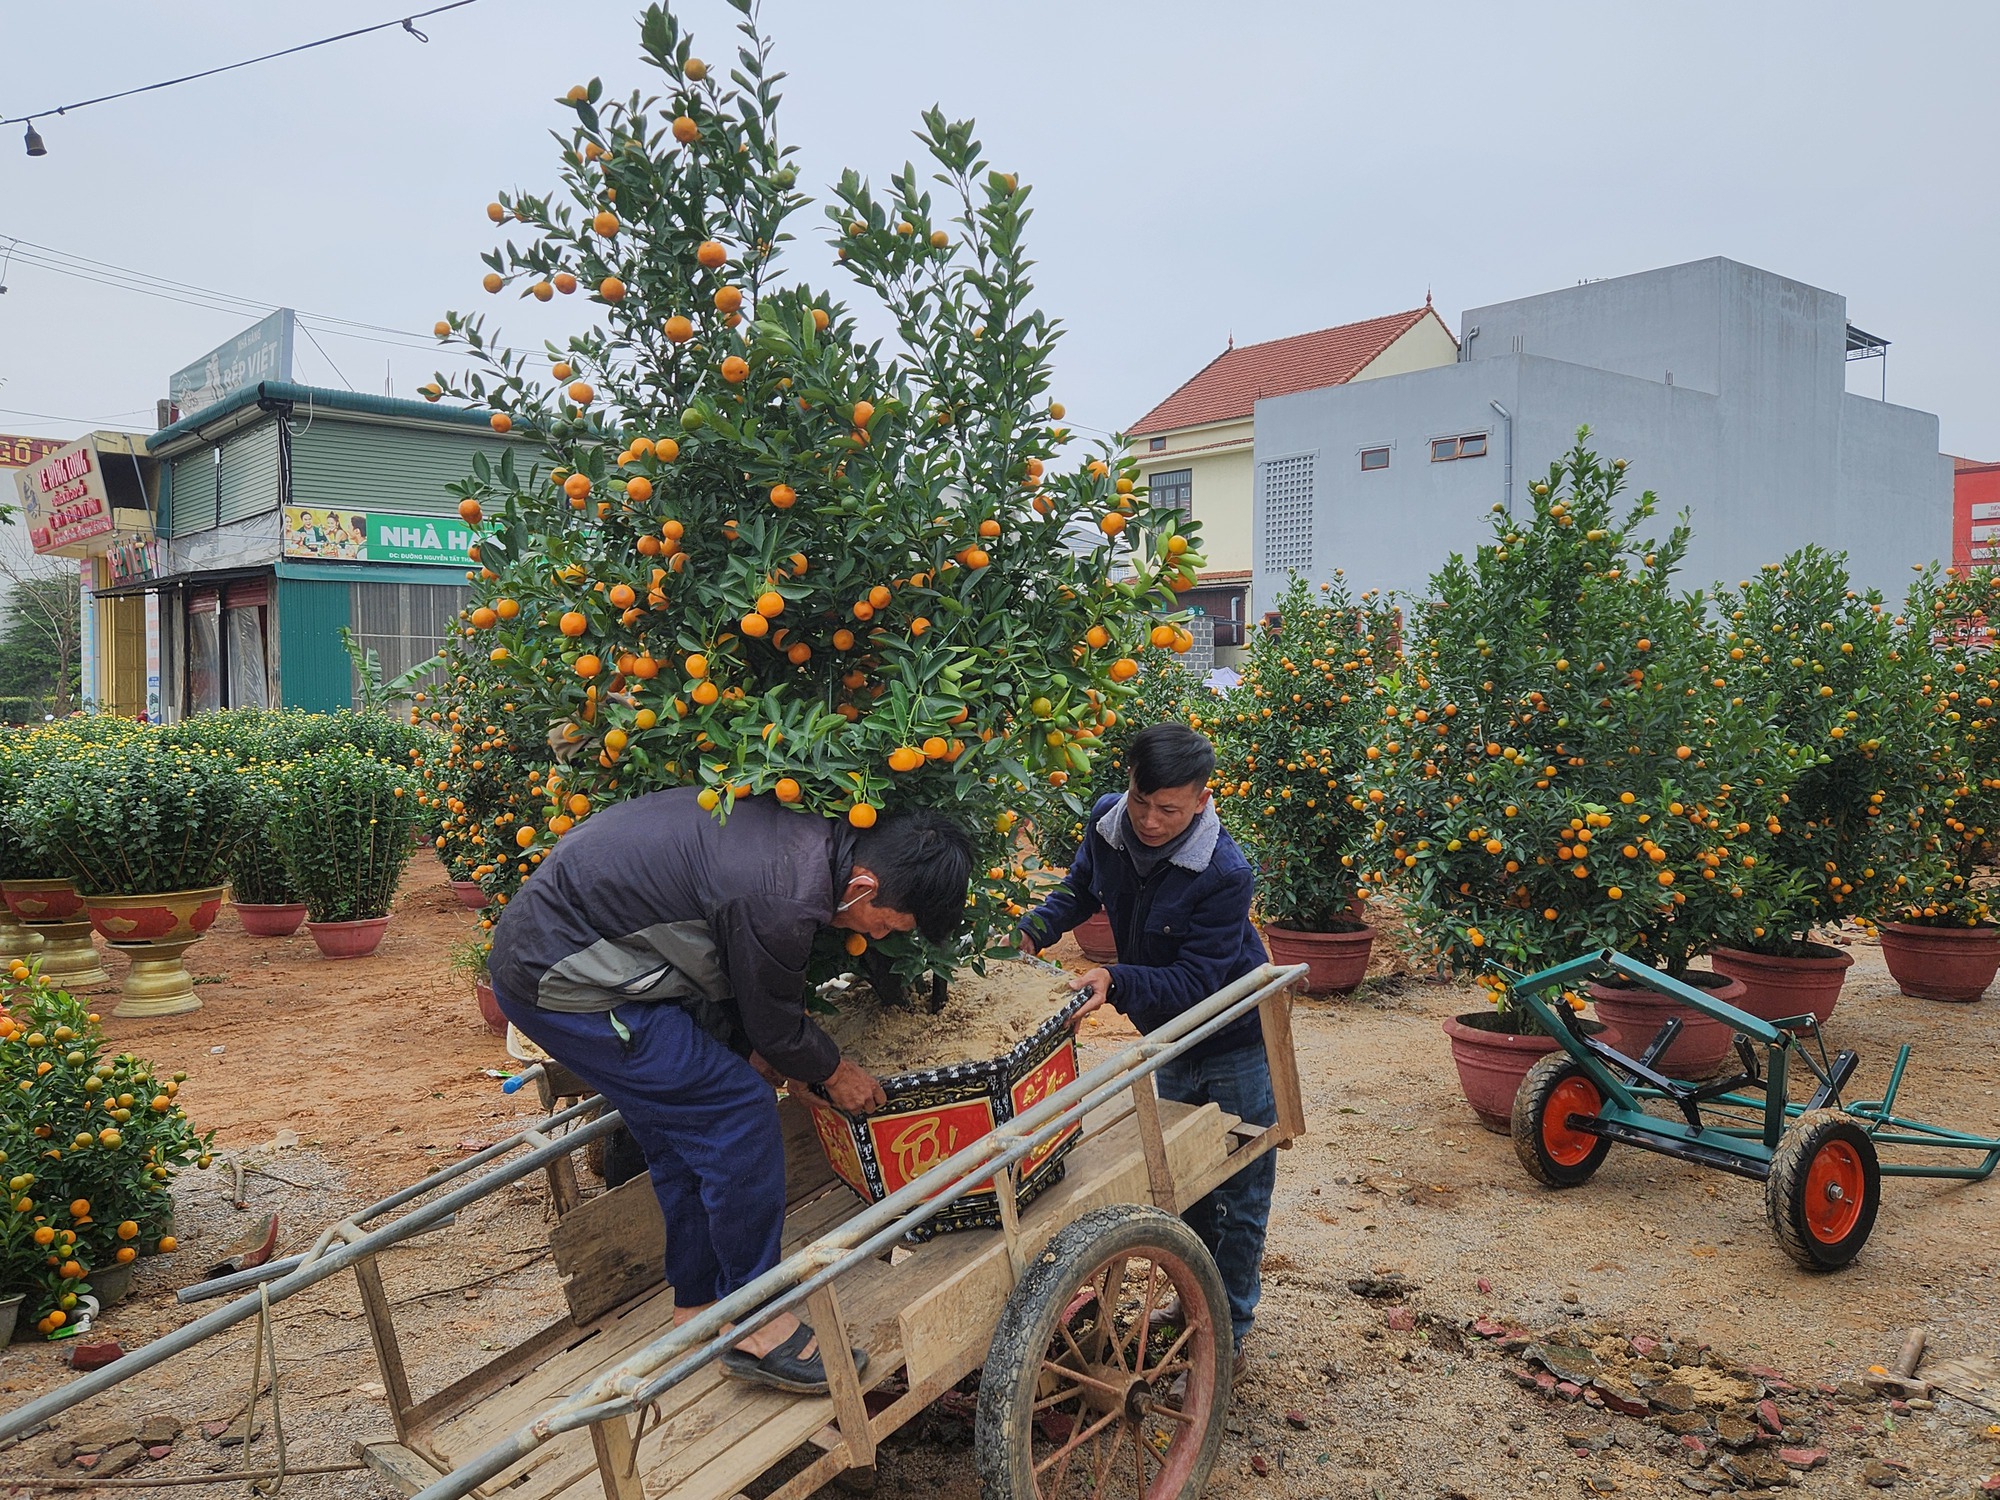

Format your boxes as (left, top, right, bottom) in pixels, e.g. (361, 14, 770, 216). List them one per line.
(1709, 943, 1855, 1028)
(1072, 910, 1118, 965)
(0, 908, 42, 962)
(0, 1293, 21, 1346)
(1, 879, 111, 989)
(87, 887, 227, 1019)
(805, 995, 1088, 1238)
(1441, 1013, 1568, 1134)
(87, 1262, 134, 1307)
(1877, 922, 2000, 1004)
(307, 916, 391, 960)
(1588, 970, 1748, 1079)
(1264, 924, 1375, 996)
(233, 902, 308, 938)
(475, 978, 506, 1036)
(451, 880, 490, 910)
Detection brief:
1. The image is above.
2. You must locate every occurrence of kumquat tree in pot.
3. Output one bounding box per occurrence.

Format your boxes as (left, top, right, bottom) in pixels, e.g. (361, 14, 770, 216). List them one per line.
(1705, 548, 1958, 1020)
(1208, 574, 1400, 994)
(1352, 435, 1801, 1119)
(422, 1, 1203, 985)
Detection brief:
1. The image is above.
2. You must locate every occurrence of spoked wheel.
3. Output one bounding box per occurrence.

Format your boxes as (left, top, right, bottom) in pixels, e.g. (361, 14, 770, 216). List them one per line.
(975, 1205, 1230, 1500)
(1512, 1054, 1613, 1188)
(1767, 1109, 1881, 1270)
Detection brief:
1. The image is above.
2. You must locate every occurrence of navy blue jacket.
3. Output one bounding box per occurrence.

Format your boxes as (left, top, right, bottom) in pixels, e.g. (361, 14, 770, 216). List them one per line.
(1020, 793, 1268, 1059)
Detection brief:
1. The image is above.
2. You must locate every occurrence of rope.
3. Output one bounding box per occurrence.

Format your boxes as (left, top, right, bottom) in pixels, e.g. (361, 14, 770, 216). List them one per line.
(237, 1282, 290, 1497)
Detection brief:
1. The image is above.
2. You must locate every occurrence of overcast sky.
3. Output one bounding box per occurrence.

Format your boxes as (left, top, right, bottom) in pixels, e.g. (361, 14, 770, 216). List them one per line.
(2, 0, 1996, 467)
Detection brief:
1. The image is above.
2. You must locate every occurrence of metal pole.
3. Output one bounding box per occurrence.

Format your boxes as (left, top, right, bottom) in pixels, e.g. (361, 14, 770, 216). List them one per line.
(1489, 399, 1513, 514)
(0, 1105, 623, 1443)
(411, 963, 1305, 1500)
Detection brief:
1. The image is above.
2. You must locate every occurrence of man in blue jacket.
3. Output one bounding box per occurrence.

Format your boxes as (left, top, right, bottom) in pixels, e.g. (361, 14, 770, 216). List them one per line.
(1017, 722, 1272, 1361)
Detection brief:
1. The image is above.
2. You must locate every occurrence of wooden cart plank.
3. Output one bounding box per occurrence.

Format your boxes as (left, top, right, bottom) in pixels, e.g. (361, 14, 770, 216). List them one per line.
(357, 1439, 445, 1496)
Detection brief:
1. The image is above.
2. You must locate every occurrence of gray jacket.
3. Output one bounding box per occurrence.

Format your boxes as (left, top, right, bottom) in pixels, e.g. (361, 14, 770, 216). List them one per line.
(488, 787, 852, 1083)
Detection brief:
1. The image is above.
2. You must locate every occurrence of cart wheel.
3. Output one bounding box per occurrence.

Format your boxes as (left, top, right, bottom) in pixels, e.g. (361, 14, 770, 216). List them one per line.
(1766, 1109, 1880, 1271)
(1512, 1054, 1612, 1188)
(974, 1205, 1229, 1500)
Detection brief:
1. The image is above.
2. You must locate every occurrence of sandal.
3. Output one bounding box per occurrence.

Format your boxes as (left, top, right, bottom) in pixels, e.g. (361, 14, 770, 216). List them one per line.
(720, 1321, 869, 1395)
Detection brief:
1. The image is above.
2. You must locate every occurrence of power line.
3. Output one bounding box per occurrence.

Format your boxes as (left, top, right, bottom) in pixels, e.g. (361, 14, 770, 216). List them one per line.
(2, 2, 481, 128)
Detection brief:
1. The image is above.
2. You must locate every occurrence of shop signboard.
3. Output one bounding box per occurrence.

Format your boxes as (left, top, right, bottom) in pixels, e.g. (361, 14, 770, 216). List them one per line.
(106, 536, 163, 585)
(168, 310, 295, 421)
(0, 434, 63, 470)
(14, 437, 114, 553)
(282, 506, 475, 567)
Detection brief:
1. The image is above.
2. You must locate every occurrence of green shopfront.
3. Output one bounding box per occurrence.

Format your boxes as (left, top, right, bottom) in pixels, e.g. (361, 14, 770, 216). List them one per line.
(129, 383, 520, 713)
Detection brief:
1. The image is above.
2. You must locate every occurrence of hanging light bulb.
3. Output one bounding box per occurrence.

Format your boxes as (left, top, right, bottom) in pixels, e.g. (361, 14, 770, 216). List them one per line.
(23, 121, 46, 157)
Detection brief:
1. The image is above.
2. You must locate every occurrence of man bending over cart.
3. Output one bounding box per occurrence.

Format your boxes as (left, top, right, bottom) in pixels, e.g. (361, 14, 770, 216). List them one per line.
(490, 787, 973, 1394)
(1016, 722, 1273, 1367)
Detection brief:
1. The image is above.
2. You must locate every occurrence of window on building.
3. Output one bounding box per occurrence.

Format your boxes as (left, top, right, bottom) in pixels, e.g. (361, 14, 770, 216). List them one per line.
(1150, 468, 1193, 517)
(1360, 447, 1390, 471)
(1431, 433, 1489, 462)
(349, 581, 470, 705)
(1148, 437, 1166, 451)
(1259, 454, 1315, 575)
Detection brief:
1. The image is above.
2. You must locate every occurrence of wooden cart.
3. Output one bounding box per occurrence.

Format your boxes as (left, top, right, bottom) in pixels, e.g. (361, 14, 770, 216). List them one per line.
(369, 963, 1307, 1500)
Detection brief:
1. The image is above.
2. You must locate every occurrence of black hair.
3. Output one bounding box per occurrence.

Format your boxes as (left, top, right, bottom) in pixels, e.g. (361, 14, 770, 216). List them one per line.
(1127, 722, 1214, 794)
(853, 806, 975, 943)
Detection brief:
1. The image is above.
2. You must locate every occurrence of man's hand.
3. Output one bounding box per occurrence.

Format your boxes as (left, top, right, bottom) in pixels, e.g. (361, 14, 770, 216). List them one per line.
(1065, 967, 1112, 1029)
(748, 1052, 786, 1089)
(1016, 927, 1039, 958)
(823, 1057, 888, 1116)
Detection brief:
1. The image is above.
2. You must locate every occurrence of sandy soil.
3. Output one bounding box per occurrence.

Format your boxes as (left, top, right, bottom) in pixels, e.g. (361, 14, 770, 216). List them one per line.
(820, 962, 1078, 1076)
(2, 869, 1997, 1498)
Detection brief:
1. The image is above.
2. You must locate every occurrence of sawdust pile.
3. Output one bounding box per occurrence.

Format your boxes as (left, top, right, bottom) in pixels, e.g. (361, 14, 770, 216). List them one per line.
(819, 963, 1076, 1077)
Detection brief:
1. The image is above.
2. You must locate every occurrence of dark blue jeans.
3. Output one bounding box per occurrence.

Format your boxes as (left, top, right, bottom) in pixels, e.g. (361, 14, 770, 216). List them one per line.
(1155, 1041, 1276, 1347)
(496, 989, 785, 1308)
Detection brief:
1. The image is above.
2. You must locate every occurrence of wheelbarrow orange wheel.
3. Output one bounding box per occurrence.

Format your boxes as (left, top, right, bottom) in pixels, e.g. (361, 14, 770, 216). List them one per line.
(1512, 1054, 1613, 1188)
(1766, 1109, 1880, 1271)
(974, 1204, 1230, 1500)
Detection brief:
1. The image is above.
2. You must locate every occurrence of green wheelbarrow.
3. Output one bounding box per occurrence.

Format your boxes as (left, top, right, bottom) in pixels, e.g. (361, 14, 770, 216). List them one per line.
(1489, 949, 2000, 1271)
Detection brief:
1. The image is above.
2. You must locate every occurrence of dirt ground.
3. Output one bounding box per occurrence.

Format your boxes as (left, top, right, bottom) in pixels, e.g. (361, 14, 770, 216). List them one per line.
(2, 860, 1998, 1498)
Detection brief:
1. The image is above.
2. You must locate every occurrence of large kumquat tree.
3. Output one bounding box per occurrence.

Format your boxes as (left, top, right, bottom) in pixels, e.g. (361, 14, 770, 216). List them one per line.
(422, 2, 1202, 974)
(1353, 435, 1800, 1015)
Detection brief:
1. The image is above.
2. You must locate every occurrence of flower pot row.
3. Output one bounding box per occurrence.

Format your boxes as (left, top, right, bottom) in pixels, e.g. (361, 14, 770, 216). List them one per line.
(1070, 910, 1381, 998)
(1443, 926, 2000, 1133)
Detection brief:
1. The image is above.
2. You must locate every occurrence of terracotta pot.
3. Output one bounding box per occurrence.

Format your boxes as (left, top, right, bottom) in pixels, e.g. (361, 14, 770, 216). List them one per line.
(85, 887, 226, 945)
(1708, 943, 1854, 1028)
(1, 877, 87, 926)
(1263, 924, 1375, 996)
(1877, 922, 2000, 1003)
(233, 902, 308, 938)
(1073, 910, 1118, 965)
(1441, 1012, 1567, 1135)
(475, 977, 506, 1036)
(1588, 970, 1747, 1079)
(307, 917, 391, 960)
(451, 880, 489, 910)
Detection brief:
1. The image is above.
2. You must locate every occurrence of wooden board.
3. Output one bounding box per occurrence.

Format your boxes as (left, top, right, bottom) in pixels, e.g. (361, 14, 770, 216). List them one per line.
(548, 1094, 843, 1324)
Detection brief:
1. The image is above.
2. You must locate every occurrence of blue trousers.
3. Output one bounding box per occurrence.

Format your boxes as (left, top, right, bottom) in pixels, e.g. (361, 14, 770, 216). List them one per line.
(496, 990, 785, 1308)
(1155, 1041, 1276, 1346)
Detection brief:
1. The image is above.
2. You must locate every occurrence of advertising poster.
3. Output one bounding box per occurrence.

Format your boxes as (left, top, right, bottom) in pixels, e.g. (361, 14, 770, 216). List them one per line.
(14, 438, 114, 554)
(282, 506, 476, 567)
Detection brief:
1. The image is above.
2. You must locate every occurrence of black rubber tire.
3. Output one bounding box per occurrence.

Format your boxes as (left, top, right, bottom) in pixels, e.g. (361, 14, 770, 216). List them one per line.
(1766, 1109, 1881, 1271)
(974, 1204, 1230, 1500)
(1512, 1053, 1613, 1188)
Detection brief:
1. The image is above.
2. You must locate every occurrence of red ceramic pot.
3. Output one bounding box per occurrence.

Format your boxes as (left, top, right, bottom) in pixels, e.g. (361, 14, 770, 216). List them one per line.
(1, 878, 87, 925)
(307, 917, 391, 960)
(451, 880, 489, 910)
(1708, 943, 1854, 1028)
(1441, 1013, 1567, 1134)
(475, 978, 506, 1036)
(1073, 910, 1118, 965)
(1263, 924, 1375, 996)
(86, 887, 226, 945)
(1877, 922, 2000, 1003)
(233, 902, 308, 938)
(1587, 970, 1747, 1079)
